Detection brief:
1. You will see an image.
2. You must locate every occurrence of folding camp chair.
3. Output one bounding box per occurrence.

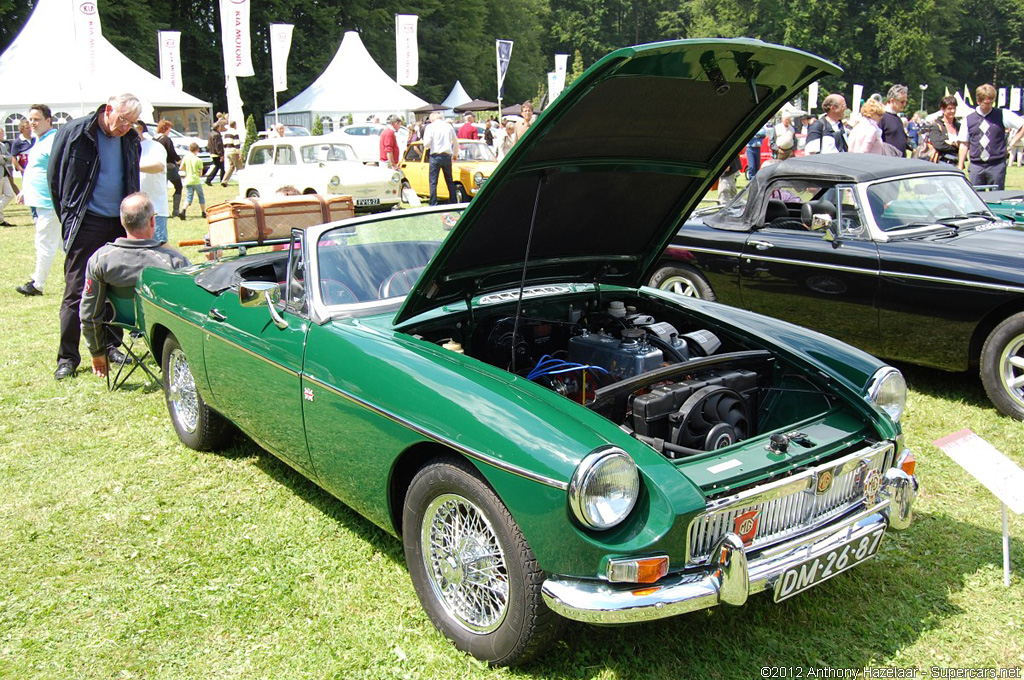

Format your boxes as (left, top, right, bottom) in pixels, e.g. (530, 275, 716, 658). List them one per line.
(105, 285, 161, 391)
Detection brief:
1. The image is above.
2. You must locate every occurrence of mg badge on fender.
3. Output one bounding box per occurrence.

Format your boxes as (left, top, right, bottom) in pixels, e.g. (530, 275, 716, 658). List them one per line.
(734, 509, 760, 545)
(303, 387, 314, 402)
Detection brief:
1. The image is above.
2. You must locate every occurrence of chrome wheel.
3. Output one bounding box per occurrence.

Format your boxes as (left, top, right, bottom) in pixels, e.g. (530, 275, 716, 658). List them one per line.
(997, 332, 1024, 408)
(659, 275, 699, 297)
(420, 493, 509, 633)
(167, 347, 199, 434)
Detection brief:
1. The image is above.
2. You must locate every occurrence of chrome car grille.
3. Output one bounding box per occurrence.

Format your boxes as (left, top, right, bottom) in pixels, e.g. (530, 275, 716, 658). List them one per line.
(686, 442, 893, 566)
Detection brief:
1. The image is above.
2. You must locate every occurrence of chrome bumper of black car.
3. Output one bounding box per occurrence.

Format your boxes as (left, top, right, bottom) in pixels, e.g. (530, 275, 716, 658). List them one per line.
(542, 468, 917, 624)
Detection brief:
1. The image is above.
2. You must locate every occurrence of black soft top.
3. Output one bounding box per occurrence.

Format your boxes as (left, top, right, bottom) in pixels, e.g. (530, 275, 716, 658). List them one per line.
(755, 154, 953, 184)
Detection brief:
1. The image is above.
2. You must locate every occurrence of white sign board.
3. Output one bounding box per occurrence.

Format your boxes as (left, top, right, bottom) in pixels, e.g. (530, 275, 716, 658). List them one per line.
(934, 429, 1024, 514)
(934, 428, 1023, 587)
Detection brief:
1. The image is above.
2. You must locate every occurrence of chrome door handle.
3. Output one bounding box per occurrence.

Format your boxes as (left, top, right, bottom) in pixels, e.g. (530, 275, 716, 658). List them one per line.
(750, 240, 775, 251)
(208, 308, 227, 322)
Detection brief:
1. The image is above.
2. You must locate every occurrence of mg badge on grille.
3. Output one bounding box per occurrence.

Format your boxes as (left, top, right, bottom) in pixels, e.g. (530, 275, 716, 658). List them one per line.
(734, 509, 760, 545)
(862, 468, 882, 504)
(816, 469, 834, 495)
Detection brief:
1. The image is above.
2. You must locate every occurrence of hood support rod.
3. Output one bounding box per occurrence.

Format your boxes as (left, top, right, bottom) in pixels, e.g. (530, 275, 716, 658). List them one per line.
(510, 172, 548, 374)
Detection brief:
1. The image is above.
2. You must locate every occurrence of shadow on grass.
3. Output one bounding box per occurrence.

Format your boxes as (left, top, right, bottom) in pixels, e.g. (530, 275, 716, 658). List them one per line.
(894, 360, 991, 410)
(216, 432, 403, 564)
(203, 431, 1021, 677)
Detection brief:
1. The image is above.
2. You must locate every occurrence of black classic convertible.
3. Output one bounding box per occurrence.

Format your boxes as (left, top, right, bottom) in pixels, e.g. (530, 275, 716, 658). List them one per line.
(651, 154, 1024, 419)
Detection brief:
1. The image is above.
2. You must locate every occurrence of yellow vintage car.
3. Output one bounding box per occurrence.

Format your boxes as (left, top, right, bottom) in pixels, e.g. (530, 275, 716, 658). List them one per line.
(400, 140, 497, 203)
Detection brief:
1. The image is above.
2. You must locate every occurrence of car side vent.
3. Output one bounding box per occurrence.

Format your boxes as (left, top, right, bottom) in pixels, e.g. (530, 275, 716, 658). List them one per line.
(479, 285, 572, 305)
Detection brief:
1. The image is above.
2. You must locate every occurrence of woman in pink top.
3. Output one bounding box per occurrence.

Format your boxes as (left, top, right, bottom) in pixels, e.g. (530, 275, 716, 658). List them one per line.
(848, 99, 886, 154)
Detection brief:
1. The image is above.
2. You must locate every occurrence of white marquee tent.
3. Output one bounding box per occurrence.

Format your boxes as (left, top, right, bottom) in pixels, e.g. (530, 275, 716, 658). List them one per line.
(0, 0, 211, 138)
(268, 31, 427, 132)
(441, 81, 472, 110)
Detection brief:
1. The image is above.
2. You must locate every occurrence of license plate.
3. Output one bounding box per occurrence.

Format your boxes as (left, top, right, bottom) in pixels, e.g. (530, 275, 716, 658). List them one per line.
(773, 527, 885, 602)
(355, 198, 380, 206)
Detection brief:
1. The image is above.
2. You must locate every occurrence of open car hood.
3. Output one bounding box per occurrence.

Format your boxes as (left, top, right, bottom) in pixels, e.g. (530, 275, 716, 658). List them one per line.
(396, 39, 840, 324)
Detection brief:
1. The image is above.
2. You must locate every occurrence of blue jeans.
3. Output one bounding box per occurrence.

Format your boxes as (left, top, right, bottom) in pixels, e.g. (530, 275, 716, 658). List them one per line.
(154, 215, 168, 243)
(746, 146, 762, 179)
(428, 153, 455, 205)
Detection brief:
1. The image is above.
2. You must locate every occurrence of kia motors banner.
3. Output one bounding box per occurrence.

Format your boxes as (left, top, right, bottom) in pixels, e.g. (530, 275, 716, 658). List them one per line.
(226, 75, 244, 126)
(1012, 87, 1021, 112)
(807, 82, 819, 111)
(73, 0, 102, 76)
(220, 0, 254, 78)
(496, 40, 513, 97)
(158, 31, 182, 90)
(395, 14, 418, 86)
(270, 23, 293, 92)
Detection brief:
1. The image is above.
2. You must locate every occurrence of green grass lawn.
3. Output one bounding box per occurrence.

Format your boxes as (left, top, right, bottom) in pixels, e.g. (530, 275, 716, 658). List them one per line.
(1, 173, 1023, 679)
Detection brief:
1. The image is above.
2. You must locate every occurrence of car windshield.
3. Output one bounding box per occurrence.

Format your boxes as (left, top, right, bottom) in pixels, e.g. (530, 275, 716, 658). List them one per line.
(316, 209, 462, 308)
(301, 143, 357, 163)
(458, 143, 495, 162)
(866, 174, 993, 231)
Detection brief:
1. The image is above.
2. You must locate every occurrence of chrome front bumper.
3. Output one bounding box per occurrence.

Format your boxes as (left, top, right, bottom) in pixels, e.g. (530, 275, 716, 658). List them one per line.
(542, 468, 917, 625)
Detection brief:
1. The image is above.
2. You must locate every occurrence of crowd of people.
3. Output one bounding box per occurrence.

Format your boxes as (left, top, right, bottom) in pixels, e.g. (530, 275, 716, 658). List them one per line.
(740, 83, 1024, 191)
(384, 100, 535, 205)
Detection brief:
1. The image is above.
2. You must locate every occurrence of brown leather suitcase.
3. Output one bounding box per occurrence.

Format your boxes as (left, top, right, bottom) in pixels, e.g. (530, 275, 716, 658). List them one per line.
(206, 195, 355, 246)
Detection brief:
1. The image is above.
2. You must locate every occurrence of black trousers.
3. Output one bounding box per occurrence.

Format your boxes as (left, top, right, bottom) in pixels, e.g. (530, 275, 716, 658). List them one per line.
(166, 164, 183, 215)
(205, 156, 225, 184)
(58, 213, 123, 367)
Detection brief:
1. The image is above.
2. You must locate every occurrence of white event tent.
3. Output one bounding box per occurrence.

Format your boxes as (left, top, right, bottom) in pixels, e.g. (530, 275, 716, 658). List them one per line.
(268, 31, 427, 132)
(0, 0, 211, 138)
(441, 81, 472, 110)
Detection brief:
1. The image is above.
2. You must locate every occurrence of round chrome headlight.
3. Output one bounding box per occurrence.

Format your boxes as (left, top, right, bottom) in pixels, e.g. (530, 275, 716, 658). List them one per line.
(568, 447, 639, 530)
(390, 172, 402, 184)
(866, 367, 907, 422)
(473, 171, 484, 188)
(328, 175, 341, 188)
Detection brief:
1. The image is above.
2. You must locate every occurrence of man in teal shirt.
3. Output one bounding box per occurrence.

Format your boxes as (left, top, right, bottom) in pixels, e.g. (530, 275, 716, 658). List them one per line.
(15, 104, 59, 297)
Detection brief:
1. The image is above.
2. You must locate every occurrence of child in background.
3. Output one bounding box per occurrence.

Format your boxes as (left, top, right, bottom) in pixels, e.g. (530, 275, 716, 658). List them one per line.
(179, 142, 206, 220)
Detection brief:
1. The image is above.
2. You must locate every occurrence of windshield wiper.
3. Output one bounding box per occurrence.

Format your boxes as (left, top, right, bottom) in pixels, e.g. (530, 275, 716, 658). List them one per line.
(935, 210, 996, 223)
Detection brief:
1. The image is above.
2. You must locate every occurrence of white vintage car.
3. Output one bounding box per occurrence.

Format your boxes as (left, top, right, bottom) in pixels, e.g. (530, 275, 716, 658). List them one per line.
(241, 136, 402, 213)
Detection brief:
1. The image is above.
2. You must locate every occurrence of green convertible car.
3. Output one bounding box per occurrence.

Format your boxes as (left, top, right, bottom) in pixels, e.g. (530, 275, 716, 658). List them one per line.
(138, 39, 918, 665)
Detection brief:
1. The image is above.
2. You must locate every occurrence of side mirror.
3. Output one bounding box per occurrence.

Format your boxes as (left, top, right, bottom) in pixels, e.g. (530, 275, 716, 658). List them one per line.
(814, 214, 841, 246)
(238, 281, 288, 329)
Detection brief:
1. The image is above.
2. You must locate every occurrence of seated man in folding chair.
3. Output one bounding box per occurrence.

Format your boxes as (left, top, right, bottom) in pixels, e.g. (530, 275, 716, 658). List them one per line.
(80, 192, 190, 381)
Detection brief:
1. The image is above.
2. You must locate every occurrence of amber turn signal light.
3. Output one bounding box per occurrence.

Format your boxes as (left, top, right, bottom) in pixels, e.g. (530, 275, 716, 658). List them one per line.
(606, 555, 669, 584)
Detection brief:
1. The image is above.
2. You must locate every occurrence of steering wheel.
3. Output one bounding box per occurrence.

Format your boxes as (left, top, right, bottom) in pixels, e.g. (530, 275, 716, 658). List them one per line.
(320, 279, 358, 305)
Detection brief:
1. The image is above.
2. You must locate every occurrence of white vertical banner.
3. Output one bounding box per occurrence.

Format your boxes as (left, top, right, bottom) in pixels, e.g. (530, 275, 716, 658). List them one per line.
(220, 0, 254, 77)
(226, 75, 244, 127)
(395, 14, 418, 86)
(496, 39, 514, 96)
(1011, 87, 1021, 112)
(551, 53, 569, 100)
(73, 0, 102, 76)
(270, 23, 293, 92)
(808, 82, 819, 111)
(158, 31, 182, 90)
(998, 88, 1007, 107)
(547, 72, 557, 105)
(851, 84, 864, 118)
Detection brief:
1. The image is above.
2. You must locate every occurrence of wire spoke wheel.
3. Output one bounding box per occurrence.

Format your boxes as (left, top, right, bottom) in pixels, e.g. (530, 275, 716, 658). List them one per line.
(167, 347, 199, 434)
(421, 493, 509, 633)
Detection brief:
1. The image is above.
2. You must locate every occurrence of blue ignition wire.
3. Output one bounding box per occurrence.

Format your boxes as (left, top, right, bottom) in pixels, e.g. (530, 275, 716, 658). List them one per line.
(527, 354, 610, 381)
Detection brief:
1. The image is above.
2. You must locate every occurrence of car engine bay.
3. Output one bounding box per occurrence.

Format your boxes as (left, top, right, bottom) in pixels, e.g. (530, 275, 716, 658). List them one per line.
(411, 291, 837, 459)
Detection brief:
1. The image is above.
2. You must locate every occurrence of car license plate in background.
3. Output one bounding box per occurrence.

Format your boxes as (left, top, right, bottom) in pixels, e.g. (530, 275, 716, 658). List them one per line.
(773, 528, 885, 602)
(355, 198, 380, 206)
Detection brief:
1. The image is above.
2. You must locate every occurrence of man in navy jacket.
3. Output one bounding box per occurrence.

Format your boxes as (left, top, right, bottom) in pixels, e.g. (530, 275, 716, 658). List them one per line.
(48, 93, 142, 380)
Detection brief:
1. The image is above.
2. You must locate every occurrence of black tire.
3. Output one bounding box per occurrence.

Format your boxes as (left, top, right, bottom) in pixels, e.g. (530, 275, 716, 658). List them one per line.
(649, 264, 716, 300)
(452, 183, 467, 203)
(403, 457, 561, 666)
(162, 335, 231, 450)
(980, 312, 1024, 420)
(245, 189, 260, 198)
